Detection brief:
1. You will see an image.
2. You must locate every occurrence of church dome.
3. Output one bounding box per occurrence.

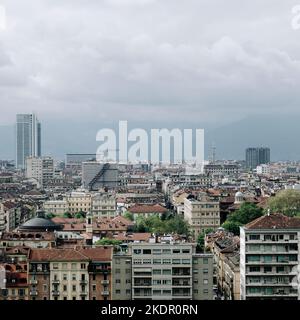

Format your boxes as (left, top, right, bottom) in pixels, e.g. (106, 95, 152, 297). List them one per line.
(19, 210, 62, 232)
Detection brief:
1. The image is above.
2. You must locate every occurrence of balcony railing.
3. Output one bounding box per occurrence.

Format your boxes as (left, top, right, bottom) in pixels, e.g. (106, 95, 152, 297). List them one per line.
(101, 291, 110, 296)
(101, 280, 110, 285)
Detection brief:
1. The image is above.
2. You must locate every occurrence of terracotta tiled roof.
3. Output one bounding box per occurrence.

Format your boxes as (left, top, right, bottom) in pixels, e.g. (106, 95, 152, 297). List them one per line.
(128, 204, 167, 214)
(29, 247, 113, 262)
(244, 213, 300, 230)
(113, 232, 151, 242)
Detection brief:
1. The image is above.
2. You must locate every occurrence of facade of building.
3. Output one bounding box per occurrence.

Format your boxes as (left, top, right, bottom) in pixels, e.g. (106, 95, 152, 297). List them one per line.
(240, 213, 300, 300)
(91, 193, 116, 218)
(43, 200, 69, 216)
(26, 157, 54, 187)
(246, 147, 270, 170)
(184, 194, 220, 238)
(82, 162, 120, 191)
(67, 192, 92, 215)
(16, 113, 41, 169)
(28, 247, 112, 300)
(112, 242, 213, 300)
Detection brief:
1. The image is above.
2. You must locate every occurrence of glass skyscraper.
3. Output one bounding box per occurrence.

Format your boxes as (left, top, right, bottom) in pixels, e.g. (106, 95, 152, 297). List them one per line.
(16, 113, 41, 169)
(245, 147, 270, 169)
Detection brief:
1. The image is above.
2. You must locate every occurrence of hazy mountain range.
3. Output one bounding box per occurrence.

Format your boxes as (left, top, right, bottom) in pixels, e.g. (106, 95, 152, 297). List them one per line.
(0, 115, 298, 162)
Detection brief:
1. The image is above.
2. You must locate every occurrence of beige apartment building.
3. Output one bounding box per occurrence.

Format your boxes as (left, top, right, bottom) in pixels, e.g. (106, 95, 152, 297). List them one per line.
(184, 193, 220, 238)
(28, 247, 112, 300)
(67, 192, 92, 214)
(91, 192, 116, 218)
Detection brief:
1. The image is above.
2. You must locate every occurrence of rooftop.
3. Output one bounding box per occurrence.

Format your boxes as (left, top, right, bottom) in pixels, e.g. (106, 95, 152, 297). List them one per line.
(244, 213, 300, 230)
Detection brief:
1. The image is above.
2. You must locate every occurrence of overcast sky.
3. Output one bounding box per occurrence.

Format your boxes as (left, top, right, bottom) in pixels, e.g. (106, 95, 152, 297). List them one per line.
(0, 0, 300, 126)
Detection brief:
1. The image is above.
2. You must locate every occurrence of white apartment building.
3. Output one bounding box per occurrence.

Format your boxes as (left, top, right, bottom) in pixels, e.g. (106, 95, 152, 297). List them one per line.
(256, 164, 270, 175)
(26, 157, 54, 187)
(184, 193, 220, 238)
(240, 213, 300, 300)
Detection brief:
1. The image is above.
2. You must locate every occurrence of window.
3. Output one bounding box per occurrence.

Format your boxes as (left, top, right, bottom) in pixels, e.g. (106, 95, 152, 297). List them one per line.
(115, 279, 121, 284)
(153, 249, 161, 255)
(115, 269, 121, 274)
(203, 279, 208, 285)
(153, 259, 161, 264)
(126, 290, 131, 294)
(249, 266, 260, 272)
(62, 263, 67, 269)
(80, 264, 86, 269)
(72, 285, 76, 291)
(72, 274, 76, 281)
(163, 259, 171, 264)
(172, 259, 180, 264)
(203, 258, 208, 264)
(153, 269, 161, 275)
(162, 249, 171, 254)
(126, 269, 131, 274)
(173, 249, 180, 254)
(203, 269, 208, 274)
(264, 266, 272, 273)
(63, 274, 67, 281)
(182, 249, 190, 254)
(203, 289, 208, 294)
(71, 263, 76, 270)
(92, 285, 96, 291)
(116, 290, 121, 294)
(143, 249, 151, 255)
(182, 259, 190, 264)
(53, 263, 58, 270)
(126, 279, 131, 284)
(249, 234, 260, 240)
(162, 269, 171, 275)
(43, 285, 47, 292)
(133, 249, 141, 254)
(63, 285, 67, 292)
(115, 259, 120, 264)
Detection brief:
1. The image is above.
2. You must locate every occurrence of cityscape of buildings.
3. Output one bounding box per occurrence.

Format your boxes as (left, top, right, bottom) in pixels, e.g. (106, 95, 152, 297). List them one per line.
(1, 113, 300, 301)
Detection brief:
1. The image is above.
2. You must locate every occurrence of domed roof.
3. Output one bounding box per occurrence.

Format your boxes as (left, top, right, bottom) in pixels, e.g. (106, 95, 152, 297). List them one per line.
(19, 210, 62, 231)
(235, 191, 244, 197)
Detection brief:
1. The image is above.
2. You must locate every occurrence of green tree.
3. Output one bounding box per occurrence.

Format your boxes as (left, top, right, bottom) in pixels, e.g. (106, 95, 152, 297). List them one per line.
(123, 211, 134, 221)
(197, 228, 214, 252)
(268, 189, 300, 216)
(46, 213, 55, 219)
(63, 212, 72, 218)
(95, 238, 122, 246)
(222, 202, 263, 235)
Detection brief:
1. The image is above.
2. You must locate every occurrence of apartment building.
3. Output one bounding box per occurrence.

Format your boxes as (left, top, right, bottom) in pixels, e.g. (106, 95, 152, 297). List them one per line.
(240, 213, 300, 300)
(0, 201, 21, 232)
(67, 192, 92, 215)
(112, 242, 213, 300)
(184, 193, 220, 238)
(43, 199, 69, 216)
(28, 247, 112, 300)
(26, 157, 54, 187)
(91, 192, 116, 218)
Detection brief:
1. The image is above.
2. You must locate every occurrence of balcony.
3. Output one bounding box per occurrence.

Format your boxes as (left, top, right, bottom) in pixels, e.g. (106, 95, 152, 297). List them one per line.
(80, 291, 88, 296)
(30, 279, 38, 285)
(80, 280, 88, 285)
(101, 280, 110, 285)
(52, 290, 60, 296)
(52, 279, 60, 284)
(30, 290, 38, 296)
(101, 291, 110, 296)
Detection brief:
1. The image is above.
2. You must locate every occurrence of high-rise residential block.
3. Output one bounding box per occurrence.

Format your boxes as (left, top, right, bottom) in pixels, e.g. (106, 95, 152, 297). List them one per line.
(16, 113, 41, 169)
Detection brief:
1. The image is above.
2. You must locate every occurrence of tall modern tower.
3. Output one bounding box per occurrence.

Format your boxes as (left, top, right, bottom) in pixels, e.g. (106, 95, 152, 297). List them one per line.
(245, 147, 270, 169)
(16, 113, 41, 169)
